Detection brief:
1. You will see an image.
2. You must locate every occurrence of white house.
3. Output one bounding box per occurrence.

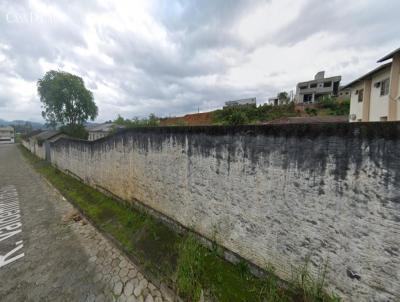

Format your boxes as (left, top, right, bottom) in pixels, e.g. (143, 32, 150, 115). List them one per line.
(345, 47, 400, 122)
(224, 97, 256, 108)
(0, 126, 15, 144)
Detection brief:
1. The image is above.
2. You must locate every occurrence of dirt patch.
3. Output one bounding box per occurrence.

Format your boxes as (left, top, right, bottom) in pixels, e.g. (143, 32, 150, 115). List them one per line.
(160, 112, 214, 126)
(62, 210, 83, 223)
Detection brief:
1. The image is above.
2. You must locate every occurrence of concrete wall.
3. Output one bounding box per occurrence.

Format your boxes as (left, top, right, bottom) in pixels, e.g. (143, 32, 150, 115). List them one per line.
(23, 134, 68, 160)
(22, 138, 44, 159)
(48, 124, 400, 301)
(35, 143, 45, 160)
(22, 139, 30, 150)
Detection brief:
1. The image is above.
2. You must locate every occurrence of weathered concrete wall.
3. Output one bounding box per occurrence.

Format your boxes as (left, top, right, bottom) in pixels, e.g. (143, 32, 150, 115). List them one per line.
(35, 143, 45, 160)
(22, 139, 30, 151)
(22, 139, 44, 159)
(49, 123, 400, 301)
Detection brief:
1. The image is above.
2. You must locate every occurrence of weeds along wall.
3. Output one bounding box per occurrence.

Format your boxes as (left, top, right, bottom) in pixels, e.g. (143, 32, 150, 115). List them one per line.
(49, 123, 400, 301)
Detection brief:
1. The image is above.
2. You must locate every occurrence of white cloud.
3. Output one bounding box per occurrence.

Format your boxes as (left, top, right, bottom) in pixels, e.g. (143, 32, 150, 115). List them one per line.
(236, 0, 305, 45)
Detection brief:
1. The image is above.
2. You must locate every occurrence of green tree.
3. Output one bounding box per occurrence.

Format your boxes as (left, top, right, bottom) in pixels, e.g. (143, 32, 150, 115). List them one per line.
(37, 70, 98, 128)
(114, 115, 127, 126)
(226, 110, 249, 126)
(147, 113, 159, 126)
(277, 91, 290, 104)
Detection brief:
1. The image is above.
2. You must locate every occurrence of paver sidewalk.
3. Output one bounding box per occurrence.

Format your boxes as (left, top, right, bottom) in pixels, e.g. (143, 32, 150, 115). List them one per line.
(0, 144, 170, 302)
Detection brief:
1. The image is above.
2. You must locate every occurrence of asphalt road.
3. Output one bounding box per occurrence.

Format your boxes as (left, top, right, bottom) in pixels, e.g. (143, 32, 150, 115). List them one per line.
(0, 144, 167, 302)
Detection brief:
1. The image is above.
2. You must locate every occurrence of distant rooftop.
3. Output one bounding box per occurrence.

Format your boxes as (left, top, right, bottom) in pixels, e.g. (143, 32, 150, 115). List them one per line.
(33, 130, 61, 142)
(87, 123, 124, 133)
(25, 129, 43, 139)
(297, 71, 341, 86)
(342, 62, 392, 89)
(377, 47, 400, 63)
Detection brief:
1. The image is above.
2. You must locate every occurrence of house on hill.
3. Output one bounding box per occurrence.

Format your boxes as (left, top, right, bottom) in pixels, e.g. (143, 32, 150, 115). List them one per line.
(295, 71, 341, 104)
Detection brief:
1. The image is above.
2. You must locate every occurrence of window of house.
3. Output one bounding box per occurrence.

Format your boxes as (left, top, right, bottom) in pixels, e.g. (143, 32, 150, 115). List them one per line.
(323, 81, 332, 88)
(303, 94, 313, 103)
(358, 89, 364, 103)
(380, 78, 390, 96)
(299, 85, 307, 90)
(310, 83, 317, 88)
(380, 116, 388, 121)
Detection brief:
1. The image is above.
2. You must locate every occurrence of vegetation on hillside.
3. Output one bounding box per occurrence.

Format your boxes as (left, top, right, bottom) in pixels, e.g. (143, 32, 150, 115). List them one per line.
(113, 114, 160, 128)
(277, 91, 291, 104)
(212, 103, 299, 125)
(211, 97, 350, 126)
(316, 98, 350, 116)
(20, 145, 341, 302)
(113, 97, 350, 128)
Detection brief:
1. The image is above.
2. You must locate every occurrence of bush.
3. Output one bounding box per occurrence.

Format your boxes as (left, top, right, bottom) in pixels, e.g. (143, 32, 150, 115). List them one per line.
(317, 98, 350, 116)
(226, 110, 249, 126)
(335, 99, 350, 115)
(305, 108, 318, 116)
(212, 103, 298, 125)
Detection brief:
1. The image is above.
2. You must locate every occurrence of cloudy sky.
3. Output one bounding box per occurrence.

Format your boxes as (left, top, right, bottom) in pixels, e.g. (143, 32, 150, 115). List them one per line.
(0, 0, 399, 122)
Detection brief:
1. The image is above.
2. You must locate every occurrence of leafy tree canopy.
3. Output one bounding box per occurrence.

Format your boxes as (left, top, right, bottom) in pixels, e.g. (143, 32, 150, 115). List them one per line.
(277, 91, 288, 99)
(277, 91, 290, 103)
(37, 70, 98, 127)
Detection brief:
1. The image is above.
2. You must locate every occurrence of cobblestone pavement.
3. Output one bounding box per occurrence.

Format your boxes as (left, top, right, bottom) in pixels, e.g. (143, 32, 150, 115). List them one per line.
(0, 144, 173, 302)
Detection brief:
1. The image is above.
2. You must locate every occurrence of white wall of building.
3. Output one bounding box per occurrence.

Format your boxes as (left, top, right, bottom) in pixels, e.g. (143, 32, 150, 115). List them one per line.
(396, 64, 400, 120)
(349, 83, 364, 122)
(0, 127, 15, 144)
(369, 67, 391, 121)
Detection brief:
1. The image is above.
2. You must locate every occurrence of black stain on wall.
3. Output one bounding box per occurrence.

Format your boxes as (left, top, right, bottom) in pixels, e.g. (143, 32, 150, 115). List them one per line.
(51, 122, 400, 195)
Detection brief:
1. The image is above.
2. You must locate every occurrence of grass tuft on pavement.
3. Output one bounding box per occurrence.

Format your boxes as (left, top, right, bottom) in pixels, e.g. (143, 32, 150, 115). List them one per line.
(19, 145, 340, 302)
